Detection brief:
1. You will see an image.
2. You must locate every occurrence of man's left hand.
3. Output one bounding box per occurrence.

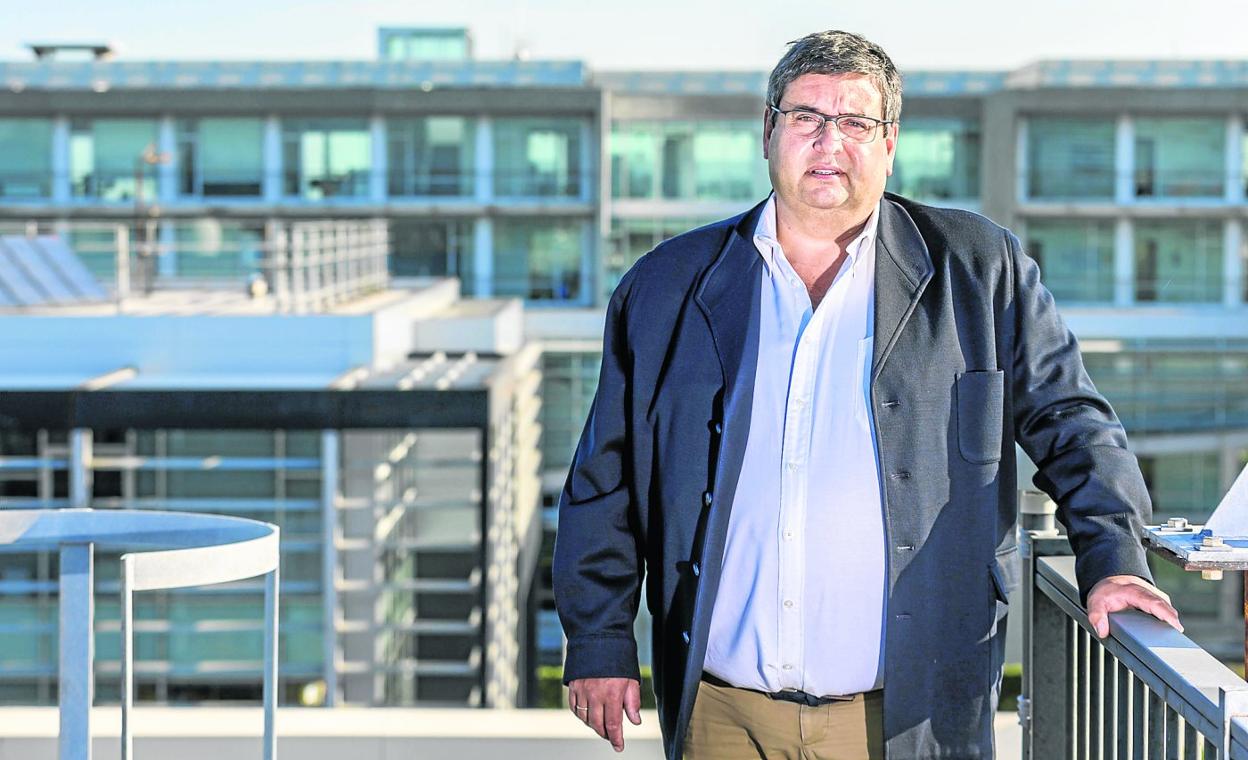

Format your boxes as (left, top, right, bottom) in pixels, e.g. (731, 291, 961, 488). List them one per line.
(1086, 574, 1183, 639)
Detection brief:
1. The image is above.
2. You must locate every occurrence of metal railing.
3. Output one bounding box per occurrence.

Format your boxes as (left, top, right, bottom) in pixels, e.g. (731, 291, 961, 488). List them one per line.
(0, 504, 280, 760)
(1021, 493, 1248, 758)
(263, 219, 389, 313)
(0, 218, 390, 313)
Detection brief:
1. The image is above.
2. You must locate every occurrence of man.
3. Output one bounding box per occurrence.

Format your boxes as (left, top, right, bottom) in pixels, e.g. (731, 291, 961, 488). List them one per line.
(554, 30, 1182, 760)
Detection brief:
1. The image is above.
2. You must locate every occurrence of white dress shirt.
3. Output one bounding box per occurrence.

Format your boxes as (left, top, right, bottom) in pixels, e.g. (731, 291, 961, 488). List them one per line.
(703, 194, 887, 697)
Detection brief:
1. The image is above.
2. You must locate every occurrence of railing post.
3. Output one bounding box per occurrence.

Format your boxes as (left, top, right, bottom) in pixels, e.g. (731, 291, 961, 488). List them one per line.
(120, 556, 134, 760)
(1219, 688, 1248, 758)
(263, 562, 280, 760)
(59, 542, 94, 760)
(1021, 489, 1074, 760)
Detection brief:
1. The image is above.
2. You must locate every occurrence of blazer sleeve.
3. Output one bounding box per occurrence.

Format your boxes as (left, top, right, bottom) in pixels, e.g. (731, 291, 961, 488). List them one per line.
(552, 262, 644, 684)
(1006, 230, 1154, 603)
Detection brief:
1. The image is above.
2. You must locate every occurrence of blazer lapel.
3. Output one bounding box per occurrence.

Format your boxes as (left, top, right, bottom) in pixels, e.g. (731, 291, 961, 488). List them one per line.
(872, 196, 934, 381)
(694, 201, 766, 440)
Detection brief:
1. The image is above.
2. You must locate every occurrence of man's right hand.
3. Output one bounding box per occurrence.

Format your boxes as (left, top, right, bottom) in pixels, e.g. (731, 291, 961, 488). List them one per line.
(567, 677, 642, 753)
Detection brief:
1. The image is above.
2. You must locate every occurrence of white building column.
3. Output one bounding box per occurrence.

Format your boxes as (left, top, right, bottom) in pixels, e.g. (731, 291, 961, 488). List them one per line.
(157, 116, 178, 203)
(473, 217, 494, 297)
(1226, 115, 1245, 204)
(474, 117, 494, 204)
(263, 116, 283, 203)
(1114, 115, 1135, 205)
(369, 116, 386, 203)
(51, 116, 71, 203)
(1113, 218, 1134, 307)
(1225, 218, 1244, 308)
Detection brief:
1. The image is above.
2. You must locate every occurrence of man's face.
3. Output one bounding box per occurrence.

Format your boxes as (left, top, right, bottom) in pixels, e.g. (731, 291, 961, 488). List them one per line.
(763, 72, 897, 220)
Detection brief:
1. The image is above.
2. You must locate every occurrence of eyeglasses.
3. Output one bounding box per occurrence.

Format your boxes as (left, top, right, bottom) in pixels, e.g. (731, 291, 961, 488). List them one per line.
(769, 105, 893, 144)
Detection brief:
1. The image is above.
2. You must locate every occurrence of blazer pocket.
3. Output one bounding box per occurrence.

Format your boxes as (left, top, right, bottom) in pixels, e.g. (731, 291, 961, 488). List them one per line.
(955, 370, 1004, 464)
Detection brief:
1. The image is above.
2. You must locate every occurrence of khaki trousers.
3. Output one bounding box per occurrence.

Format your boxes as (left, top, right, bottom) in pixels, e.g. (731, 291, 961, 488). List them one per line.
(683, 679, 885, 760)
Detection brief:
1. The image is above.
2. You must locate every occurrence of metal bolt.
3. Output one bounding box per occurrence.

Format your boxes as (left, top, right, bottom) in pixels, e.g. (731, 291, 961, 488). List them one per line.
(1166, 517, 1189, 529)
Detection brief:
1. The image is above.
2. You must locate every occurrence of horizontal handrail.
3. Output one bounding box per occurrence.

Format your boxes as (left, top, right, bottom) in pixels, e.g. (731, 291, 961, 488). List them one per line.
(1036, 554, 1248, 754)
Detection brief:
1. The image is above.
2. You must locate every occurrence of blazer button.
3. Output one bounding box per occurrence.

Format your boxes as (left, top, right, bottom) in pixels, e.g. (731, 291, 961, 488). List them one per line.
(692, 562, 700, 577)
(682, 631, 691, 645)
(702, 491, 713, 507)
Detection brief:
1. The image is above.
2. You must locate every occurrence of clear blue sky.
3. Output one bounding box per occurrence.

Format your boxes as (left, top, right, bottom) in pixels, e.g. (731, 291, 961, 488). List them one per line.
(2, 0, 1245, 70)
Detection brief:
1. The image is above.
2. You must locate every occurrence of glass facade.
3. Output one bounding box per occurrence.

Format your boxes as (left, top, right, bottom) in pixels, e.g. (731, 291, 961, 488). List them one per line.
(0, 428, 325, 703)
(178, 118, 264, 197)
(539, 351, 602, 473)
(1026, 118, 1116, 200)
(887, 118, 980, 201)
(0, 119, 53, 199)
(381, 31, 470, 62)
(1134, 117, 1224, 198)
(389, 217, 475, 286)
(1134, 219, 1223, 302)
(350, 429, 485, 706)
(1024, 219, 1115, 303)
(1139, 451, 1230, 618)
(65, 223, 124, 279)
(605, 217, 711, 298)
(387, 118, 475, 197)
(171, 219, 266, 278)
(282, 119, 371, 199)
(493, 219, 584, 301)
(610, 120, 768, 201)
(69, 118, 161, 202)
(1083, 348, 1248, 433)
(493, 119, 584, 198)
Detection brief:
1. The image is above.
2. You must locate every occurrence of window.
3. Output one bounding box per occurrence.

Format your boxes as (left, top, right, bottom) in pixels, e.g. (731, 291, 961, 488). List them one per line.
(387, 118, 474, 197)
(539, 352, 602, 471)
(171, 219, 265, 278)
(605, 217, 712, 299)
(494, 119, 583, 198)
(389, 218, 475, 286)
(1134, 219, 1223, 302)
(1026, 118, 1115, 200)
(0, 119, 52, 199)
(282, 119, 371, 199)
(610, 121, 769, 201)
(69, 119, 160, 201)
(1134, 117, 1224, 198)
(492, 219, 584, 301)
(1025, 219, 1115, 303)
(178, 118, 264, 197)
(887, 118, 980, 201)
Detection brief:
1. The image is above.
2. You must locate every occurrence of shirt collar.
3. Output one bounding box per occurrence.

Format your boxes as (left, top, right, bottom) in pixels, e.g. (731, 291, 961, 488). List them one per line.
(752, 193, 880, 277)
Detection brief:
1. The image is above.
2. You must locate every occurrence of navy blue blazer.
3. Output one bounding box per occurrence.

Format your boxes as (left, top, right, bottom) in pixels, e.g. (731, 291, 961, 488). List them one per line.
(554, 194, 1152, 759)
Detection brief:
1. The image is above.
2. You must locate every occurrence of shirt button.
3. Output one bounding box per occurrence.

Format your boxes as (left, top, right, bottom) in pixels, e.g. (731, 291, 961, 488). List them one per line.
(713, 422, 723, 435)
(783, 531, 794, 540)
(783, 600, 795, 609)
(691, 562, 701, 577)
(702, 491, 713, 507)
(782, 664, 794, 671)
(786, 461, 801, 471)
(682, 631, 691, 645)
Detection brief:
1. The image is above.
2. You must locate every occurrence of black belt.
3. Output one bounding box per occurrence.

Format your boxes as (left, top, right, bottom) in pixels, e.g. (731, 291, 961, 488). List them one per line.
(701, 671, 860, 707)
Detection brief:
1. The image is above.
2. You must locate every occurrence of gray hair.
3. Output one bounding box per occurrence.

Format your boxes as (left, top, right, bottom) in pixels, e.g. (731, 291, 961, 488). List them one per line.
(766, 30, 902, 123)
